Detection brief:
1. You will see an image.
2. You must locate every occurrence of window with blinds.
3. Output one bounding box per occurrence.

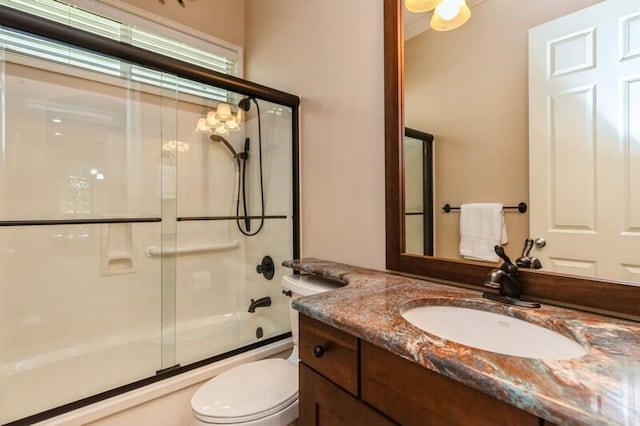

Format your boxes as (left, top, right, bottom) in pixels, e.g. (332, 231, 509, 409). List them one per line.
(0, 0, 237, 102)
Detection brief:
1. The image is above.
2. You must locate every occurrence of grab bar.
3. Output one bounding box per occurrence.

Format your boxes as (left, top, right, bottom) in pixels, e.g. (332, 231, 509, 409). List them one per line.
(145, 240, 240, 258)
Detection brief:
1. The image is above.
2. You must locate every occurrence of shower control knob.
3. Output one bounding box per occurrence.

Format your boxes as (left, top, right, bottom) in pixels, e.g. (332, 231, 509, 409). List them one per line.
(256, 256, 275, 280)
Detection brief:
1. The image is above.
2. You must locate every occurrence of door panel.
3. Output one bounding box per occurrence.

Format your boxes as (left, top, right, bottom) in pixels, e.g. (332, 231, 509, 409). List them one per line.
(548, 85, 595, 230)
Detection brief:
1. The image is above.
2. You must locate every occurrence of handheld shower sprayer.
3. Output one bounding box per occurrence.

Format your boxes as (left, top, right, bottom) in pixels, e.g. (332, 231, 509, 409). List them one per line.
(207, 97, 266, 237)
(209, 134, 240, 158)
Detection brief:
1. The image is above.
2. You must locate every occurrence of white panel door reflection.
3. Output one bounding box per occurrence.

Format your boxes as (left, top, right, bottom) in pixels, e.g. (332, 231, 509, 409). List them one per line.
(529, 0, 640, 282)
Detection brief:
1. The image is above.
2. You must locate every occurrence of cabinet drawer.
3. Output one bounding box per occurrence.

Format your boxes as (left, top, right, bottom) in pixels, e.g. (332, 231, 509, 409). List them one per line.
(299, 314, 358, 396)
(299, 364, 396, 426)
(361, 341, 539, 426)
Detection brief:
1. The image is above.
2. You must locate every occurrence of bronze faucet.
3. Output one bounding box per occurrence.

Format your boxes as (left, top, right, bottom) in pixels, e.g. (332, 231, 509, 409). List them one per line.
(483, 246, 540, 308)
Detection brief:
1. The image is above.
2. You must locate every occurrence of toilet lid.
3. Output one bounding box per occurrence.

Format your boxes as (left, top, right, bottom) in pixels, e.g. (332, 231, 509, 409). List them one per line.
(192, 358, 298, 424)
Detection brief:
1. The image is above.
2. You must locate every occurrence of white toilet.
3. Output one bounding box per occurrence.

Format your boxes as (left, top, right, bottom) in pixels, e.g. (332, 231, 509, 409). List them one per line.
(191, 274, 343, 426)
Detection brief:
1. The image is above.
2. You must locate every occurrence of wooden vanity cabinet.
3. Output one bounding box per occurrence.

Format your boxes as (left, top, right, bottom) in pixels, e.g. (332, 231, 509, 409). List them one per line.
(299, 364, 395, 426)
(298, 315, 394, 426)
(299, 314, 545, 426)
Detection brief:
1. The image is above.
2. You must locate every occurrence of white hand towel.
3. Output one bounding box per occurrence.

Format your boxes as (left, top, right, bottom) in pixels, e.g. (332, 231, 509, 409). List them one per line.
(459, 203, 508, 262)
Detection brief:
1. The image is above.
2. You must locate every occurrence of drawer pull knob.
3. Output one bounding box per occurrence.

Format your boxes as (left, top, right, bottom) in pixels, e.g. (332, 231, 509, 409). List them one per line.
(313, 344, 327, 358)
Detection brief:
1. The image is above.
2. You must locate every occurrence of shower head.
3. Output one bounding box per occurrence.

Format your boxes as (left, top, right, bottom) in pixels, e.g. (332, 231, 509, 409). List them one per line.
(210, 134, 239, 158)
(238, 97, 252, 112)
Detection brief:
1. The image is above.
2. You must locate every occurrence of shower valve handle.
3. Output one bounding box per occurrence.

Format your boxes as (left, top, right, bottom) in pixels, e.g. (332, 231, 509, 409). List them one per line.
(256, 255, 275, 280)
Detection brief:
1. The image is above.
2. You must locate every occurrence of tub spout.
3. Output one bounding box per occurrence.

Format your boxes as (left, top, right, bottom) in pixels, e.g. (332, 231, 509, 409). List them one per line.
(248, 296, 272, 313)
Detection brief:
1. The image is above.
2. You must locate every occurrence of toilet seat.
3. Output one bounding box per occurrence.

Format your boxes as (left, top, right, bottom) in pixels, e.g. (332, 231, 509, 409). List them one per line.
(192, 358, 298, 424)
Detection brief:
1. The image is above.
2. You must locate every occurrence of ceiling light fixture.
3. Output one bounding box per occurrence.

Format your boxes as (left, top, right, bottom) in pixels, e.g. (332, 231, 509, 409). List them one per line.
(431, 0, 471, 31)
(158, 0, 185, 7)
(196, 101, 247, 136)
(404, 0, 440, 13)
(405, 0, 472, 32)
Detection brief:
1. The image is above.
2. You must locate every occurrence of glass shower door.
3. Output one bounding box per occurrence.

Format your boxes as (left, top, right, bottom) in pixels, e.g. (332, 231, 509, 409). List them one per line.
(0, 6, 298, 423)
(173, 87, 293, 366)
(0, 41, 178, 423)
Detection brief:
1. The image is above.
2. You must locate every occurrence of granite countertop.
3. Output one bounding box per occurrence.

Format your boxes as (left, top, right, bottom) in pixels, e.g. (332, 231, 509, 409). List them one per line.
(284, 258, 640, 426)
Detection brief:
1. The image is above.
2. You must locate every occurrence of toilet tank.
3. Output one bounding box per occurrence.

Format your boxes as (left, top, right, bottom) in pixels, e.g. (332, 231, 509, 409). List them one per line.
(282, 274, 344, 349)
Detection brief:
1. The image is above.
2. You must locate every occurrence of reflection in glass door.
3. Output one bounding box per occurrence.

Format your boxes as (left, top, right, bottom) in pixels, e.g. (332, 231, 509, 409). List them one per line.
(403, 128, 435, 256)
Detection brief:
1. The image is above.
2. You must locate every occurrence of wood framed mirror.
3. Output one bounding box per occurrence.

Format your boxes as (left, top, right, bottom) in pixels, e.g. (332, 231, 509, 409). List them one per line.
(383, 0, 639, 319)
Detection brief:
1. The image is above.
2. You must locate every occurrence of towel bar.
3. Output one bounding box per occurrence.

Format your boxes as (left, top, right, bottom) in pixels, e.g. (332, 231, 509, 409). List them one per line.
(442, 202, 527, 214)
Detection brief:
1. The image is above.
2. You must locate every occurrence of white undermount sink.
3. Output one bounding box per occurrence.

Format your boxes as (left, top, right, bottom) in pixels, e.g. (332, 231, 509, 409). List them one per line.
(401, 306, 587, 360)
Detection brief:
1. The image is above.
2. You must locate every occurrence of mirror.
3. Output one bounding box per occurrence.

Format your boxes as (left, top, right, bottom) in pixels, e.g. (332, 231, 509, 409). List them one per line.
(400, 0, 640, 285)
(384, 0, 640, 318)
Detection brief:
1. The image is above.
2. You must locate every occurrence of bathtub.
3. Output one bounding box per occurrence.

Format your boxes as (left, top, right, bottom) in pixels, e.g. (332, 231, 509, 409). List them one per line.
(33, 338, 292, 426)
(1, 313, 290, 425)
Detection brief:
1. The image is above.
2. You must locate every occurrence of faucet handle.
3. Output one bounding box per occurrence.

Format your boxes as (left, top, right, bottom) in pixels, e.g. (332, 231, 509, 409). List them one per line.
(516, 238, 535, 268)
(494, 246, 517, 273)
(521, 238, 534, 257)
(494, 245, 511, 263)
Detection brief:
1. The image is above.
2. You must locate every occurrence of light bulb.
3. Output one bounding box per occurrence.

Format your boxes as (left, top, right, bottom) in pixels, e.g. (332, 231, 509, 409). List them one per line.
(404, 0, 440, 13)
(436, 0, 463, 20)
(431, 0, 470, 31)
(214, 125, 229, 136)
(236, 109, 244, 124)
(206, 111, 219, 127)
(225, 118, 240, 132)
(216, 103, 232, 121)
(195, 117, 209, 132)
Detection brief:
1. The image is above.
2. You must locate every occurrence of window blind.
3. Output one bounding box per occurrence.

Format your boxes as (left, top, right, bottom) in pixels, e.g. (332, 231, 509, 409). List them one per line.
(0, 0, 237, 101)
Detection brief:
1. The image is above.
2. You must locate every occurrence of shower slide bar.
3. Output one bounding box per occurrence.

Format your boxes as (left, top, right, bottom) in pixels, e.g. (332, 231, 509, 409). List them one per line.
(145, 240, 240, 258)
(177, 215, 287, 222)
(0, 217, 162, 227)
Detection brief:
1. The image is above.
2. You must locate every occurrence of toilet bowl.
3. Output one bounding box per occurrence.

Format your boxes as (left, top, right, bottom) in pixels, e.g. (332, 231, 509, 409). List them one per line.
(191, 274, 343, 426)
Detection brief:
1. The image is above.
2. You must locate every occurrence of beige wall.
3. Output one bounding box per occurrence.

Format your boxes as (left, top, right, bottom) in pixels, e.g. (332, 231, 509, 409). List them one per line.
(120, 0, 245, 47)
(405, 0, 602, 261)
(245, 1, 386, 269)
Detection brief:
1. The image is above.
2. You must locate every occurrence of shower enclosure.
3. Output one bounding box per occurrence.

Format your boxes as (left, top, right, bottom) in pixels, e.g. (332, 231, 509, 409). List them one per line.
(0, 5, 299, 425)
